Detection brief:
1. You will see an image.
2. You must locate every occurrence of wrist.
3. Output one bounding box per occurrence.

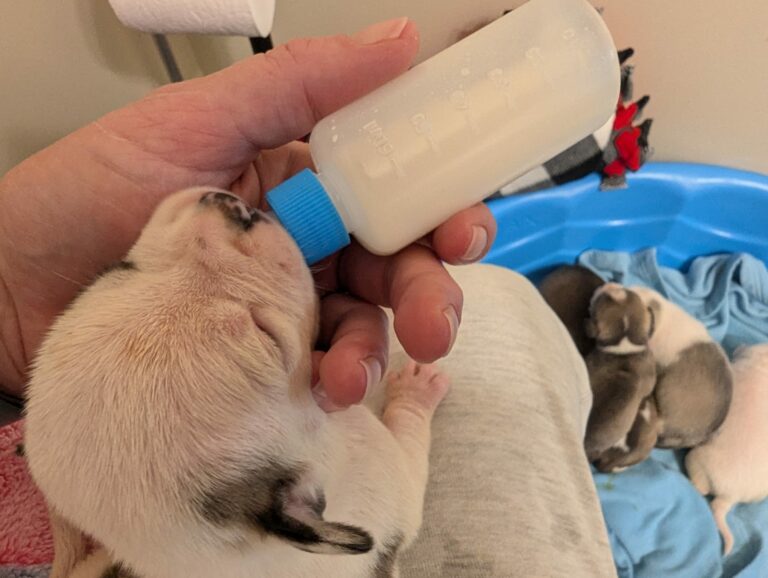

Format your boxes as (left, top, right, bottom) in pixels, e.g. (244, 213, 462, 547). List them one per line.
(0, 279, 26, 398)
(0, 182, 27, 399)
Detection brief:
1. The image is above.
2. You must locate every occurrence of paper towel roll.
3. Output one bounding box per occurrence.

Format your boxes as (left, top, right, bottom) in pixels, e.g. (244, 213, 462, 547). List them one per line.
(108, 0, 275, 36)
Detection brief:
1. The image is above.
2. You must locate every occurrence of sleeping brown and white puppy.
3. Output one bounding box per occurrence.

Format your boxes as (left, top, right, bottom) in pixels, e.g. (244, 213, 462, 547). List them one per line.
(583, 283, 658, 471)
(629, 286, 732, 449)
(24, 188, 449, 578)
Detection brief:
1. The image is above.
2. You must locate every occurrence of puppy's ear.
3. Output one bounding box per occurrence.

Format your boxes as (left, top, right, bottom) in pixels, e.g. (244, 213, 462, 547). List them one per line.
(628, 318, 650, 345)
(627, 306, 652, 345)
(199, 463, 373, 556)
(645, 306, 656, 339)
(262, 477, 373, 555)
(647, 300, 662, 334)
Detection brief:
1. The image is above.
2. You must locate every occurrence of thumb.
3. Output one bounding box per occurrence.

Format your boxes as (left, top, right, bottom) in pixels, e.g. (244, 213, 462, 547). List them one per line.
(201, 17, 418, 150)
(87, 17, 418, 192)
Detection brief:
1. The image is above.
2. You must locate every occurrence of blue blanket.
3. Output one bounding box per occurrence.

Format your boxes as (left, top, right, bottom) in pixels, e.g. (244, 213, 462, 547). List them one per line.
(579, 249, 768, 578)
(579, 248, 768, 357)
(593, 451, 768, 578)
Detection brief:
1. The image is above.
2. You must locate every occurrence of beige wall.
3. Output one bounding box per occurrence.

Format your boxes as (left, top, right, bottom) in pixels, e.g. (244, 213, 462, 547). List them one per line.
(272, 0, 768, 175)
(0, 0, 249, 175)
(597, 1, 767, 175)
(2, 0, 766, 176)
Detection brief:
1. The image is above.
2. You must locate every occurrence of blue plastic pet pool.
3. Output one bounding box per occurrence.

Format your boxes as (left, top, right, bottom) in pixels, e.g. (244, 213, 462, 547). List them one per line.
(484, 162, 768, 281)
(483, 161, 768, 578)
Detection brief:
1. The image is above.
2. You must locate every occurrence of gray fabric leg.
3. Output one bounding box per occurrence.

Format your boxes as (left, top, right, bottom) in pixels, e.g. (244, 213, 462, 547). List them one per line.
(393, 264, 615, 578)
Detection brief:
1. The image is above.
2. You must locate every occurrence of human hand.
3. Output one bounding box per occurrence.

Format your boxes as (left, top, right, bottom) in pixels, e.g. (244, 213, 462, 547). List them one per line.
(0, 18, 496, 408)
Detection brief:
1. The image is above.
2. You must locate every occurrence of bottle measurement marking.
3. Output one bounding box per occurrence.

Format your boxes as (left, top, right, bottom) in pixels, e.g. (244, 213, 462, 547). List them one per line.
(409, 112, 440, 153)
(449, 89, 478, 132)
(525, 46, 555, 86)
(487, 68, 516, 110)
(362, 120, 405, 178)
(562, 27, 590, 70)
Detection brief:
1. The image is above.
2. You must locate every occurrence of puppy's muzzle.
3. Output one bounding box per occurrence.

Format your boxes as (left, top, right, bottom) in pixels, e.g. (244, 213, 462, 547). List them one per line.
(199, 191, 267, 231)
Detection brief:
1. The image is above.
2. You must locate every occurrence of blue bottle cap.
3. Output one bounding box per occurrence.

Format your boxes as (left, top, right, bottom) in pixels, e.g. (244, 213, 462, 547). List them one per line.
(266, 169, 351, 265)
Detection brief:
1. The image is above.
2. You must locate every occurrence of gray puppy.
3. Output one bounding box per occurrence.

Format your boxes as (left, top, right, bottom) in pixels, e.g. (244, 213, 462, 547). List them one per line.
(538, 265, 605, 356)
(629, 286, 733, 449)
(583, 284, 658, 471)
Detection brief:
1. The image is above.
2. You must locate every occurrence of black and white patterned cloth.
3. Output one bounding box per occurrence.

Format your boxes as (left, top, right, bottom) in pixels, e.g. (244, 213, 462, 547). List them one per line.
(492, 48, 653, 198)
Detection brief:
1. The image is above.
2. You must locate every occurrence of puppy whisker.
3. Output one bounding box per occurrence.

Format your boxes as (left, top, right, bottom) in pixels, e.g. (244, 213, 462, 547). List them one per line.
(309, 262, 332, 275)
(313, 281, 336, 294)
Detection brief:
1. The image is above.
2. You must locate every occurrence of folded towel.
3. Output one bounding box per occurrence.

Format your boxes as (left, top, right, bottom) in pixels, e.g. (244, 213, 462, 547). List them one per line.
(578, 248, 768, 356)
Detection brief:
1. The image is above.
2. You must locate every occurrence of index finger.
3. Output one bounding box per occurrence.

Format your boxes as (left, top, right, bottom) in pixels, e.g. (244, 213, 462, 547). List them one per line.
(337, 243, 463, 363)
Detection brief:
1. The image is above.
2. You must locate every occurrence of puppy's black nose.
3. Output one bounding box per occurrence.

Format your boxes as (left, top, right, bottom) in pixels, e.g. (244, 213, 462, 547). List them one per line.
(199, 191, 260, 231)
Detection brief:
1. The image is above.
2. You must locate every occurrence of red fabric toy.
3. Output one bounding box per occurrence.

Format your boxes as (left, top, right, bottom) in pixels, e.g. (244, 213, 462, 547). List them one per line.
(600, 48, 653, 189)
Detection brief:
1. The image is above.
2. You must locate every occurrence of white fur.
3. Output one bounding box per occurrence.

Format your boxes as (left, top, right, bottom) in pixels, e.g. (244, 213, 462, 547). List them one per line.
(600, 337, 647, 355)
(24, 188, 448, 578)
(628, 286, 712, 366)
(685, 344, 768, 554)
(611, 436, 630, 453)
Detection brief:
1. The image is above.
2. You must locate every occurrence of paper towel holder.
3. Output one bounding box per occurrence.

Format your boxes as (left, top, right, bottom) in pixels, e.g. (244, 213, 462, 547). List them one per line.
(107, 0, 276, 37)
(107, 0, 277, 81)
(250, 35, 273, 54)
(152, 35, 184, 83)
(149, 31, 271, 84)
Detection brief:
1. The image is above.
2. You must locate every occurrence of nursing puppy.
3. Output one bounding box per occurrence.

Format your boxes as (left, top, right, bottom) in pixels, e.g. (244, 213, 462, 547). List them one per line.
(629, 286, 732, 448)
(538, 265, 605, 356)
(24, 189, 449, 578)
(583, 283, 658, 471)
(685, 344, 768, 554)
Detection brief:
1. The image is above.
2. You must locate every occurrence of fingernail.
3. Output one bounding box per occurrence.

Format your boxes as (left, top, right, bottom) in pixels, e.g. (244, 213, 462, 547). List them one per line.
(311, 382, 346, 413)
(461, 226, 488, 263)
(360, 356, 383, 400)
(353, 17, 409, 45)
(442, 306, 459, 356)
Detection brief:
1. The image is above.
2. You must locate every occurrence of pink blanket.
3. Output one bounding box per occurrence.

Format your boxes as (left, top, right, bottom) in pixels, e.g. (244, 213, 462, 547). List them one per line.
(0, 420, 53, 576)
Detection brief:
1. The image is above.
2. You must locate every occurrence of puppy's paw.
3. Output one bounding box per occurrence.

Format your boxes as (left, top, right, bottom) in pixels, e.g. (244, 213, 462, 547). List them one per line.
(593, 449, 629, 474)
(385, 360, 450, 415)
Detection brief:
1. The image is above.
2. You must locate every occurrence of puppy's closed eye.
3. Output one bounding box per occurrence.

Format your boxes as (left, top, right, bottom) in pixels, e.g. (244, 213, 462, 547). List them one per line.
(99, 260, 137, 277)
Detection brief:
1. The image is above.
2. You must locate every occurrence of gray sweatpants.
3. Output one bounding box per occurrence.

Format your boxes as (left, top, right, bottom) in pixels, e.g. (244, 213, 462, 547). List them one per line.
(392, 264, 616, 578)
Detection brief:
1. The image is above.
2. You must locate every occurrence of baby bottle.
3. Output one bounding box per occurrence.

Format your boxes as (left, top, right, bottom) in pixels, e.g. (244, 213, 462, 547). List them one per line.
(266, 0, 620, 264)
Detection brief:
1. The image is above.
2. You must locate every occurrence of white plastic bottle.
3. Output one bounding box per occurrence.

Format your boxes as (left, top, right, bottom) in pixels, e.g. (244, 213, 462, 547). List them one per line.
(266, 0, 620, 264)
